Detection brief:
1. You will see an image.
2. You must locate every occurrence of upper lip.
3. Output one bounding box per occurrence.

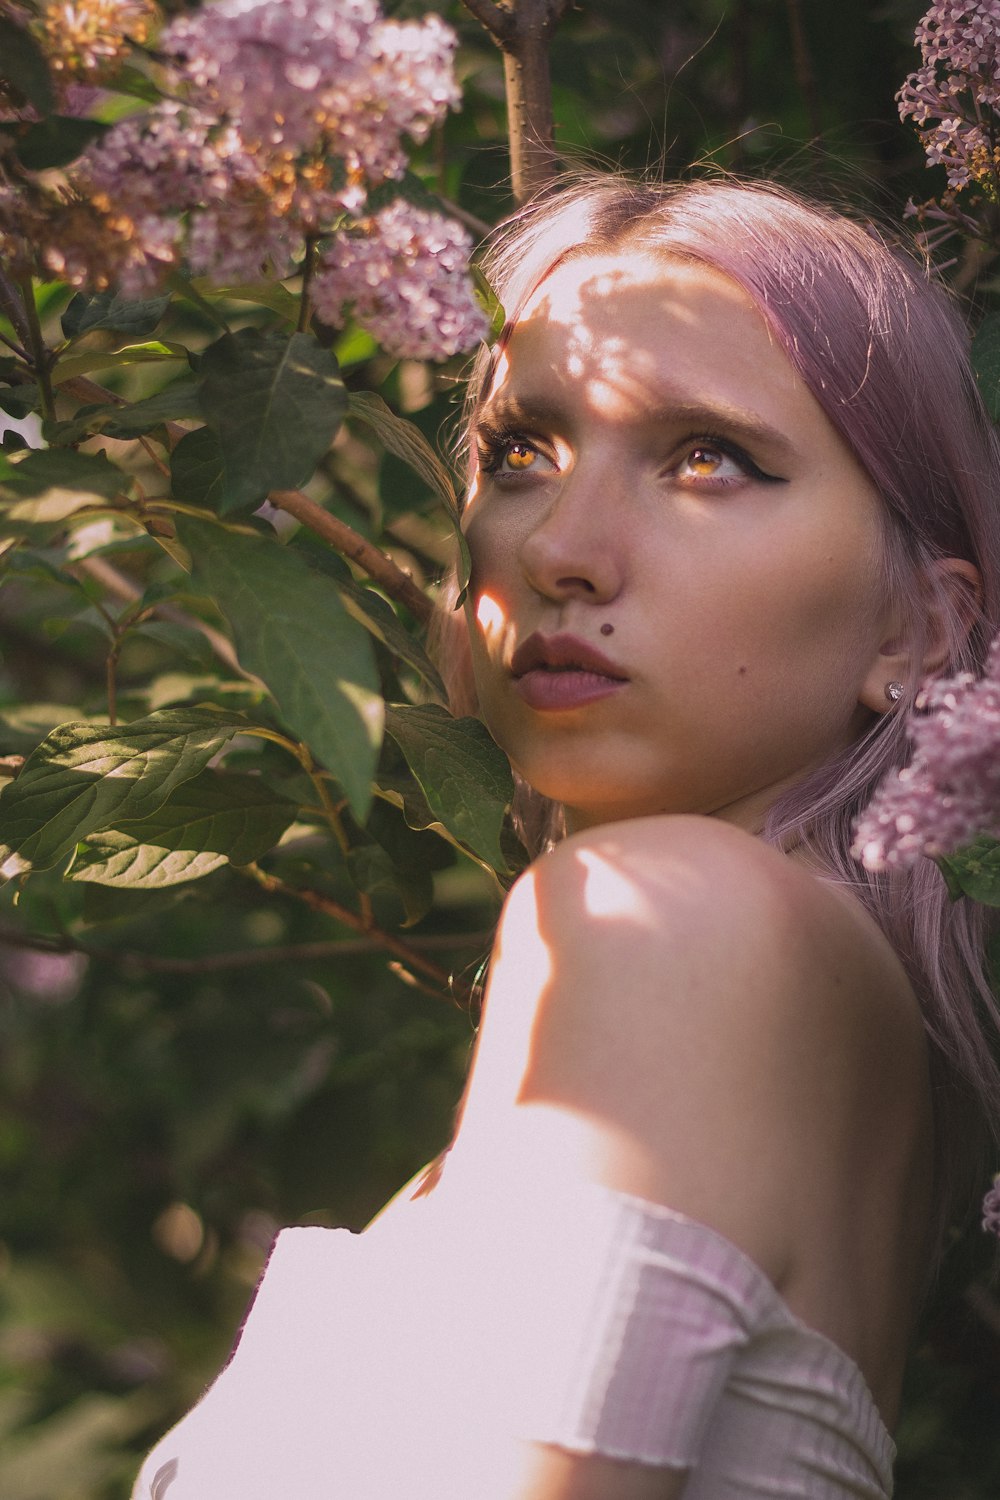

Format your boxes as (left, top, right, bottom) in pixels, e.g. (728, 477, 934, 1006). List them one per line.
(511, 632, 629, 680)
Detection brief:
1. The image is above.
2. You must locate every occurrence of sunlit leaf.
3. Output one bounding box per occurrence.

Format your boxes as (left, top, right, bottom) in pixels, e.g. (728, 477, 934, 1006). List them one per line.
(180, 517, 382, 819)
(69, 769, 297, 888)
(53, 342, 188, 384)
(189, 277, 300, 322)
(0, 449, 126, 522)
(198, 329, 347, 513)
(0, 707, 247, 871)
(383, 704, 512, 869)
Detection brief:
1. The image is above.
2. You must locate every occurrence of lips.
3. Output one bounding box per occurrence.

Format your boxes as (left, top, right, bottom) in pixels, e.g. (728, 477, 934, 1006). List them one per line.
(511, 632, 629, 711)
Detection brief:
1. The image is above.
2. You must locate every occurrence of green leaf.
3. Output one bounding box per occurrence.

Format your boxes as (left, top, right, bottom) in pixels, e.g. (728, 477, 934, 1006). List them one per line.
(179, 517, 382, 819)
(347, 390, 458, 511)
(972, 313, 1000, 422)
(471, 264, 506, 342)
(936, 836, 1000, 905)
(53, 342, 188, 384)
(0, 707, 247, 871)
(0, 17, 54, 115)
(61, 289, 172, 340)
(198, 329, 347, 513)
(345, 840, 433, 926)
(0, 449, 126, 521)
(170, 426, 224, 509)
(44, 383, 200, 447)
(383, 704, 513, 869)
(303, 551, 446, 699)
(68, 768, 297, 888)
(189, 277, 300, 323)
(0, 387, 40, 419)
(15, 115, 107, 170)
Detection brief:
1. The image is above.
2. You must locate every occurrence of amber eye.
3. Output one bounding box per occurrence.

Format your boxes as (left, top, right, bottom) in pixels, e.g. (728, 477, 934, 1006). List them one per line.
(687, 446, 723, 475)
(505, 442, 538, 470)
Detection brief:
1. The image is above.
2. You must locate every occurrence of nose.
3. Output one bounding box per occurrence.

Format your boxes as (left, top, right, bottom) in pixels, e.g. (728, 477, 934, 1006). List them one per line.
(519, 464, 624, 605)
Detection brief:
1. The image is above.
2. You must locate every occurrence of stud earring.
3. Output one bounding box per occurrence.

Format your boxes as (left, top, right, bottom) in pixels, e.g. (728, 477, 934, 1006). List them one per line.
(884, 681, 904, 704)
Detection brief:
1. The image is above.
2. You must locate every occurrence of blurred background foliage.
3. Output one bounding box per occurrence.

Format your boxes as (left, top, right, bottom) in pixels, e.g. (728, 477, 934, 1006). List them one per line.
(2, 1, 1000, 1496)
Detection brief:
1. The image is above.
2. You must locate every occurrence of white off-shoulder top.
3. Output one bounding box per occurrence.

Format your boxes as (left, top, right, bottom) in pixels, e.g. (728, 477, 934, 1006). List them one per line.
(133, 1183, 895, 1499)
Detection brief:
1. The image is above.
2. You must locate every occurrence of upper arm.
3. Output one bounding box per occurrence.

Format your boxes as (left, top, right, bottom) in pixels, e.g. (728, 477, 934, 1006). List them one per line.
(448, 815, 916, 1285)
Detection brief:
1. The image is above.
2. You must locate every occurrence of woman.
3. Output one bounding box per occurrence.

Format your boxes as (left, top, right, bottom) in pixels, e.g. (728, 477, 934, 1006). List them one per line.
(134, 175, 1000, 1500)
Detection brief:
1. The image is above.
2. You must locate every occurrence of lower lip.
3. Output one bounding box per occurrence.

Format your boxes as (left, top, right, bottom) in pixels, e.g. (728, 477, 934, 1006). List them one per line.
(514, 668, 628, 711)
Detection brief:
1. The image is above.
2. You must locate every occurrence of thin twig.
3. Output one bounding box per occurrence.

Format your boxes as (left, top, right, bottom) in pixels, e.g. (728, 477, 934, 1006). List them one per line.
(74, 554, 250, 678)
(244, 863, 470, 1002)
(0, 326, 28, 360)
(54, 372, 439, 623)
(461, 0, 514, 43)
(0, 924, 491, 974)
(269, 487, 434, 623)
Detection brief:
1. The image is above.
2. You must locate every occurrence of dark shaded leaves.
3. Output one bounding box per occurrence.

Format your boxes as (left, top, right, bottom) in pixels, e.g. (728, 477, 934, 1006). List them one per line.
(198, 330, 347, 513)
(180, 517, 382, 819)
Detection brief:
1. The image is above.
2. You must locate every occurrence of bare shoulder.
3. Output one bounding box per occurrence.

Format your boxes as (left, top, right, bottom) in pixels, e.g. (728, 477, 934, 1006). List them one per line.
(455, 815, 928, 1284)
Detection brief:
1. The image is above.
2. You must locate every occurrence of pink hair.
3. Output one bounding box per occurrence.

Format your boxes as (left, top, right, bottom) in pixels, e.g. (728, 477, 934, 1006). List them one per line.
(441, 173, 1000, 1257)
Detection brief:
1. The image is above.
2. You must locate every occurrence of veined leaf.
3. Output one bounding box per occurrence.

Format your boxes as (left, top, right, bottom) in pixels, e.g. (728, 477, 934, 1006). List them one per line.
(198, 329, 347, 513)
(180, 517, 382, 819)
(383, 704, 512, 869)
(0, 707, 247, 871)
(68, 769, 297, 888)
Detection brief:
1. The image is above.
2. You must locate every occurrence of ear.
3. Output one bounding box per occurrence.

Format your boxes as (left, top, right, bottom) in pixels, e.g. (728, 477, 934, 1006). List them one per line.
(858, 557, 983, 713)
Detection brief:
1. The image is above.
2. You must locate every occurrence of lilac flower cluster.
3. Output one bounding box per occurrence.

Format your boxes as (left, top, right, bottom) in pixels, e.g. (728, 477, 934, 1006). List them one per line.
(853, 637, 1000, 871)
(898, 2, 1000, 195)
(40, 0, 158, 83)
(311, 201, 486, 361)
(67, 0, 486, 355)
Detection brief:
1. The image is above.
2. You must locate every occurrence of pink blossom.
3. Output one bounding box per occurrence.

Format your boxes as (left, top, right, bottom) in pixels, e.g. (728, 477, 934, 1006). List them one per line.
(853, 637, 1000, 871)
(310, 200, 488, 360)
(982, 1172, 1000, 1235)
(898, 3, 1000, 192)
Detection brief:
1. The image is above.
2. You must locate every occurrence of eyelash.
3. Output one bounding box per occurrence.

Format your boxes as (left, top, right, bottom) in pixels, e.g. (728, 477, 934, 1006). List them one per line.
(474, 423, 783, 488)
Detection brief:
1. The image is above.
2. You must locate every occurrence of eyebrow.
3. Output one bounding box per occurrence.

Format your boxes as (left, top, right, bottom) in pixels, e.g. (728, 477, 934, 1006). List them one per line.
(474, 392, 798, 462)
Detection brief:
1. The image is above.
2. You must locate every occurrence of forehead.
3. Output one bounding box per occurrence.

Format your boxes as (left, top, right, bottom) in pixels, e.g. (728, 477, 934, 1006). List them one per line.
(486, 250, 808, 427)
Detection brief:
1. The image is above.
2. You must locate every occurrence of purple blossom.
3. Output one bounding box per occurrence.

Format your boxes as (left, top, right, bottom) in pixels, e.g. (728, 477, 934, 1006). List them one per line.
(54, 0, 482, 356)
(310, 200, 488, 361)
(898, 2, 1000, 193)
(982, 1172, 1000, 1235)
(853, 636, 1000, 871)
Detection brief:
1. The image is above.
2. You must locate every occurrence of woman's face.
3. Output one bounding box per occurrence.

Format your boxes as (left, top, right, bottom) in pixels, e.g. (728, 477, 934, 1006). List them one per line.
(461, 250, 895, 833)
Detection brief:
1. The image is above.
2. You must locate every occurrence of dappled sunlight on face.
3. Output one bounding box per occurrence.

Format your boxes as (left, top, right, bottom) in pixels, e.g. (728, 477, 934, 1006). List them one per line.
(461, 245, 890, 832)
(474, 589, 507, 641)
